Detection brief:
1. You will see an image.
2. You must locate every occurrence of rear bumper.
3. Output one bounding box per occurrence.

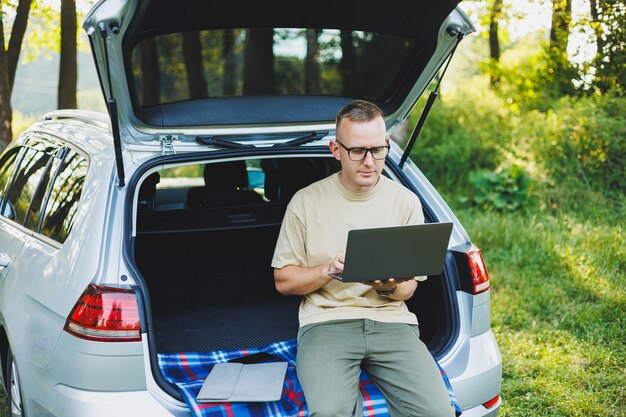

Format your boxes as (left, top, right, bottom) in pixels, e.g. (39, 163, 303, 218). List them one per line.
(459, 398, 501, 417)
(49, 385, 189, 417)
(19, 333, 190, 417)
(444, 330, 502, 414)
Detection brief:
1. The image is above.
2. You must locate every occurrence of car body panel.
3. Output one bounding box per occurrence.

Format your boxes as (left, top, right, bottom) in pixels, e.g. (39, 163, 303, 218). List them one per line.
(0, 220, 26, 292)
(447, 330, 502, 410)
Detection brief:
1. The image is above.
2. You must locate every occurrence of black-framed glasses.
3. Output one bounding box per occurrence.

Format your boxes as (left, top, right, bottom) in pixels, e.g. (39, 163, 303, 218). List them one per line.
(335, 139, 390, 161)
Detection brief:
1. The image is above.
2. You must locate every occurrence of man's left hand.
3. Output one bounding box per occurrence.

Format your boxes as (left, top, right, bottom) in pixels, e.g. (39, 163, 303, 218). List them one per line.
(367, 277, 414, 293)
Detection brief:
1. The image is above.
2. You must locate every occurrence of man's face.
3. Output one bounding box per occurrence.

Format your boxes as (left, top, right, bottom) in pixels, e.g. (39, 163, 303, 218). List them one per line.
(330, 116, 388, 193)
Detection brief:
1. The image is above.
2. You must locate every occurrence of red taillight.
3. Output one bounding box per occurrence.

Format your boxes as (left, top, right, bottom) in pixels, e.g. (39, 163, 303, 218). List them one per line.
(483, 393, 500, 409)
(64, 284, 142, 342)
(466, 245, 490, 294)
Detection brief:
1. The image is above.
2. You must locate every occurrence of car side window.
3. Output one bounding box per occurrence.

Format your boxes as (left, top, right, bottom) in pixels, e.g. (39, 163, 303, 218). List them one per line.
(0, 147, 22, 219)
(3, 138, 59, 226)
(39, 148, 89, 243)
(23, 147, 65, 231)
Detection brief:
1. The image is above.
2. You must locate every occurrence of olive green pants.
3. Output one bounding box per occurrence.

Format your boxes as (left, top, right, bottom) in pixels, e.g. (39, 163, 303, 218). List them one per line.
(296, 319, 456, 417)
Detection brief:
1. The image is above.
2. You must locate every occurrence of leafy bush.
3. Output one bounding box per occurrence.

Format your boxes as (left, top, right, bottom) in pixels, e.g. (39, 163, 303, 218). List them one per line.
(536, 94, 626, 192)
(409, 83, 625, 210)
(463, 165, 534, 211)
(408, 87, 506, 194)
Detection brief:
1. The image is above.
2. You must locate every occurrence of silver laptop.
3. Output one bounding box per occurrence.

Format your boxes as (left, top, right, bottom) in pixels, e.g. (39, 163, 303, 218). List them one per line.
(330, 222, 453, 282)
(197, 361, 288, 403)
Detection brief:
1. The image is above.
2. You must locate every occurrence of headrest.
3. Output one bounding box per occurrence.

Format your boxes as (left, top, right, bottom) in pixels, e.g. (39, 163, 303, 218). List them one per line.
(262, 158, 337, 202)
(138, 172, 161, 211)
(204, 160, 249, 189)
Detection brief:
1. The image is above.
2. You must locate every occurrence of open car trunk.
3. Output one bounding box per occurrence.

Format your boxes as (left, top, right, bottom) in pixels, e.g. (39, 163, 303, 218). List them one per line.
(132, 155, 457, 357)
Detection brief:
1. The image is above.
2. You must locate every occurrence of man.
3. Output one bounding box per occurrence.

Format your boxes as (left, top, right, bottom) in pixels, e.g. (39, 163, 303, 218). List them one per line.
(272, 100, 455, 417)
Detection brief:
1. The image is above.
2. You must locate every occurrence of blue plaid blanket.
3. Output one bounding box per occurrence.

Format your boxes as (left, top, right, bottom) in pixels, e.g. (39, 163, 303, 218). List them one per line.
(158, 339, 462, 417)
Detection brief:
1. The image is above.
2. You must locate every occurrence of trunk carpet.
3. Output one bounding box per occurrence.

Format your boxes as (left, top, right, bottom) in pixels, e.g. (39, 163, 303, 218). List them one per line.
(153, 296, 302, 352)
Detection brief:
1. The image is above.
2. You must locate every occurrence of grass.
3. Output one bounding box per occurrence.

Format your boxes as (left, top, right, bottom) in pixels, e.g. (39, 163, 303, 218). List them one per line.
(454, 190, 625, 416)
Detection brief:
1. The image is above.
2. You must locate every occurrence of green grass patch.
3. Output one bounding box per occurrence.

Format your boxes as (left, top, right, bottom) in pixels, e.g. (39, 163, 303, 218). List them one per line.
(456, 204, 625, 416)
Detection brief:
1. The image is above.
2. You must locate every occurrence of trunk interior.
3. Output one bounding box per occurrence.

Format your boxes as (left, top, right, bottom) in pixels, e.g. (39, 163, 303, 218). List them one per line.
(132, 156, 455, 356)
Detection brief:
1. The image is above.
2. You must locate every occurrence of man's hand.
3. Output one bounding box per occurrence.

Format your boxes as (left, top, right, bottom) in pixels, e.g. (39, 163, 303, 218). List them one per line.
(367, 277, 411, 292)
(326, 251, 345, 278)
(275, 251, 345, 295)
(365, 277, 418, 300)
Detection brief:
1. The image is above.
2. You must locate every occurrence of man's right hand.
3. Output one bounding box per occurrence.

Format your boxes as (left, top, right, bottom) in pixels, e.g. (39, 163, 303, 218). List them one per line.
(326, 251, 345, 279)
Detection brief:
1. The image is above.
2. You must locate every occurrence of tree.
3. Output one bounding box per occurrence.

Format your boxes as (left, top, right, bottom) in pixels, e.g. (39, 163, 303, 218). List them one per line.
(58, 0, 77, 109)
(589, 0, 625, 93)
(243, 28, 274, 95)
(548, 0, 576, 95)
(182, 31, 207, 99)
(550, 0, 572, 50)
(0, 0, 33, 149)
(305, 29, 321, 94)
(138, 38, 160, 106)
(488, 0, 504, 87)
(222, 29, 236, 96)
(339, 30, 356, 96)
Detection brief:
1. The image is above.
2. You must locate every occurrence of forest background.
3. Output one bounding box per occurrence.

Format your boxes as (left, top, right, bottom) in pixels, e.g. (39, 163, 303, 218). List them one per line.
(0, 0, 624, 416)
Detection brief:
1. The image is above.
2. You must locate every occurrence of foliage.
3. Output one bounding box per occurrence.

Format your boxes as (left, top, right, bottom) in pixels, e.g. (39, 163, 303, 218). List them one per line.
(410, 73, 625, 204)
(588, 0, 626, 94)
(483, 33, 580, 112)
(408, 80, 504, 194)
(473, 0, 625, 100)
(535, 93, 626, 192)
(4, 0, 94, 64)
(11, 111, 37, 136)
(159, 164, 203, 179)
(463, 164, 533, 211)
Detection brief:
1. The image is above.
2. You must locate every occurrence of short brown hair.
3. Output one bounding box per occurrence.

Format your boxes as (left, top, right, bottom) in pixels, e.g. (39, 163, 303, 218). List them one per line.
(335, 100, 384, 131)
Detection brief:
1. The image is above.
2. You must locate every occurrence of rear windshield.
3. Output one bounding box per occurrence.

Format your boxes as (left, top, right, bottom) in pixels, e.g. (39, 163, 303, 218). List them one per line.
(130, 28, 423, 107)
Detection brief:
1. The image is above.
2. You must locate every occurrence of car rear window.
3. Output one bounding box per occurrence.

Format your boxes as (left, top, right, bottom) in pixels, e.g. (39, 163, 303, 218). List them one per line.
(130, 28, 423, 107)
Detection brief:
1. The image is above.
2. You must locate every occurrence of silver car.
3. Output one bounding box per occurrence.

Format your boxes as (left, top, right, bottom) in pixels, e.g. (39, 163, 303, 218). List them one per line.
(0, 0, 501, 416)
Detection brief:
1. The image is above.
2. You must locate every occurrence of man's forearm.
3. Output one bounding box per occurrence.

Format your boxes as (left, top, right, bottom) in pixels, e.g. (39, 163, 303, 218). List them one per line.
(274, 264, 334, 296)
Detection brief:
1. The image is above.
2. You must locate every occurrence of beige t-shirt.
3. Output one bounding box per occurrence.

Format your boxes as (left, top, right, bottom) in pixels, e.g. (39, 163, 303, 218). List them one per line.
(271, 172, 426, 327)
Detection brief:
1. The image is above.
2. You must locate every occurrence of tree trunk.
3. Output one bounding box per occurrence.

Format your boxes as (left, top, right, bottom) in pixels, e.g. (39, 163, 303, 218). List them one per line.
(340, 31, 356, 96)
(305, 29, 321, 95)
(488, 0, 503, 87)
(548, 0, 575, 95)
(0, 18, 13, 150)
(139, 38, 160, 106)
(8, 0, 32, 88)
(58, 0, 77, 109)
(243, 29, 274, 95)
(182, 32, 207, 99)
(550, 0, 572, 52)
(222, 29, 236, 96)
(0, 0, 32, 149)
